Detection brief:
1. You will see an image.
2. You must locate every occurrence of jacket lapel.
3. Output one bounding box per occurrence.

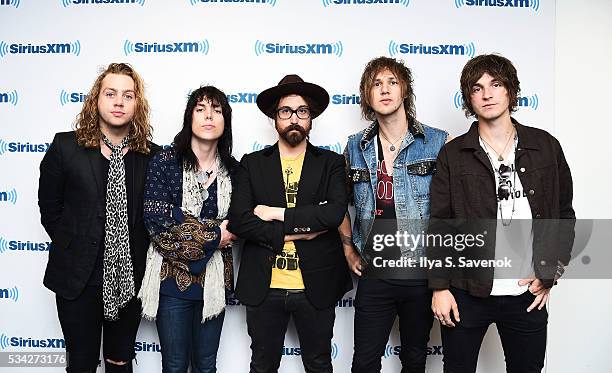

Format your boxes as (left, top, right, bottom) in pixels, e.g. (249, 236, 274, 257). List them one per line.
(295, 143, 324, 207)
(86, 147, 105, 197)
(262, 143, 289, 207)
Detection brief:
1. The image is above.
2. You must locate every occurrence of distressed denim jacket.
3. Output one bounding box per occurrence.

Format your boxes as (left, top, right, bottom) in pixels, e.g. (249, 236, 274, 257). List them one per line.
(344, 119, 447, 258)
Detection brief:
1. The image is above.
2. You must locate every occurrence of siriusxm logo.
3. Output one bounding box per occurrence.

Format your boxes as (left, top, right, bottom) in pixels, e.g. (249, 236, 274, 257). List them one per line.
(61, 0, 144, 7)
(388, 40, 475, 58)
(322, 0, 409, 7)
(134, 340, 161, 353)
(336, 296, 354, 307)
(384, 344, 443, 358)
(0, 188, 17, 205)
(0, 287, 19, 302)
(0, 40, 80, 58)
(252, 142, 342, 154)
(0, 333, 65, 349)
(332, 94, 360, 105)
(60, 90, 87, 105)
(282, 343, 339, 359)
(227, 92, 257, 104)
(452, 91, 540, 110)
(0, 139, 51, 155)
(0, 90, 18, 106)
(454, 0, 539, 12)
(124, 39, 209, 56)
(254, 40, 343, 57)
(188, 0, 277, 6)
(0, 235, 51, 254)
(0, 0, 20, 8)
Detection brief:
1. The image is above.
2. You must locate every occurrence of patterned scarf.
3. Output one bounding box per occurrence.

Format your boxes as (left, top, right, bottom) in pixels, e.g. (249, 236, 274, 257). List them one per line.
(101, 134, 135, 321)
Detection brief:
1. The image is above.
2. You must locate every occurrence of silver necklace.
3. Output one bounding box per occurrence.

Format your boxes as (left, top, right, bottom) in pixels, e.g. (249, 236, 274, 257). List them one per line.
(196, 157, 216, 201)
(379, 128, 406, 152)
(479, 127, 515, 161)
(481, 137, 518, 226)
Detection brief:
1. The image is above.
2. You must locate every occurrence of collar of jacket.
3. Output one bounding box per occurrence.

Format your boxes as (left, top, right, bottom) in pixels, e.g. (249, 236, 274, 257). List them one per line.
(461, 117, 541, 151)
(359, 118, 425, 150)
(262, 141, 323, 157)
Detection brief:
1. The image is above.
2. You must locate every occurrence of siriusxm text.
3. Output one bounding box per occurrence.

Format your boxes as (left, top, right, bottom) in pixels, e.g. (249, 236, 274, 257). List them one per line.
(465, 0, 529, 7)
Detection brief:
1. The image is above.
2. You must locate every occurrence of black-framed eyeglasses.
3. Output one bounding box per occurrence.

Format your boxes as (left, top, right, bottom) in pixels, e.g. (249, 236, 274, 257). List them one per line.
(276, 106, 311, 120)
(497, 164, 512, 200)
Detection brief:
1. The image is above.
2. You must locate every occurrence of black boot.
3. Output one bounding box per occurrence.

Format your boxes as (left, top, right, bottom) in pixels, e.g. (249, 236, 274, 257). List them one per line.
(104, 360, 133, 373)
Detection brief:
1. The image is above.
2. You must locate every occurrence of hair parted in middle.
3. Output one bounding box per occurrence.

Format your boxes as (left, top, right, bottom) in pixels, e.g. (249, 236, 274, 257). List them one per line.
(460, 54, 521, 118)
(173, 86, 235, 173)
(359, 56, 416, 122)
(74, 62, 152, 154)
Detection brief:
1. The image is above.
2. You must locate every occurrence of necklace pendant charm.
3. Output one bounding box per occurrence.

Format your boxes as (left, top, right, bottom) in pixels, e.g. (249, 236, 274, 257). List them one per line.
(197, 172, 209, 184)
(498, 155, 504, 161)
(201, 188, 209, 201)
(389, 145, 396, 152)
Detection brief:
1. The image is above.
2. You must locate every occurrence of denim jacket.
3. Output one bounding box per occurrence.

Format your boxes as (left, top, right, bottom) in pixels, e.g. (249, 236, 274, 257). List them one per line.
(344, 119, 448, 257)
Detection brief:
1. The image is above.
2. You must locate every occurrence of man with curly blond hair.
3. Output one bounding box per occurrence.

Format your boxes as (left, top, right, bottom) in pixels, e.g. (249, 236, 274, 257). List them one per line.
(38, 63, 160, 373)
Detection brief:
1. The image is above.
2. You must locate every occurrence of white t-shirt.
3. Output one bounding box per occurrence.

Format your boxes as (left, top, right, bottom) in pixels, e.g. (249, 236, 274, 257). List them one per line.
(479, 137, 534, 296)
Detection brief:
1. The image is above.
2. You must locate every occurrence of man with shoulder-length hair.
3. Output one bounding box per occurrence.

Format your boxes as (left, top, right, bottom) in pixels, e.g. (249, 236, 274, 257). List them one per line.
(39, 63, 160, 373)
(339, 56, 449, 373)
(429, 54, 574, 372)
(229, 74, 352, 373)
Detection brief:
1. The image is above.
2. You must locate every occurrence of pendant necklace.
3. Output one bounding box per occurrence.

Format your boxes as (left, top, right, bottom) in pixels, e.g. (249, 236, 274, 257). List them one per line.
(479, 127, 515, 161)
(196, 157, 216, 201)
(379, 128, 407, 152)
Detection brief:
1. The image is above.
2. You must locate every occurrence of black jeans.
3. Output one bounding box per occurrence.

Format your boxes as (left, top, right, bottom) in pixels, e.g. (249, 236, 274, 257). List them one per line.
(441, 287, 548, 373)
(352, 279, 433, 373)
(246, 289, 336, 373)
(55, 286, 141, 372)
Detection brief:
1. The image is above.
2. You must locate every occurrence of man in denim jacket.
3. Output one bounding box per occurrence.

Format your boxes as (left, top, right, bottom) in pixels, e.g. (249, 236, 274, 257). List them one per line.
(339, 57, 449, 373)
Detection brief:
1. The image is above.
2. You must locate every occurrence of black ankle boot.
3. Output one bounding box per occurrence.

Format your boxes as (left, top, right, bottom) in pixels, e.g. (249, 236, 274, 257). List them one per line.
(104, 360, 133, 373)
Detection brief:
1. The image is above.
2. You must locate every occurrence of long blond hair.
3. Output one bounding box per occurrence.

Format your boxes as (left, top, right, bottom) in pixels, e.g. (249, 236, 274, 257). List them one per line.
(74, 63, 152, 153)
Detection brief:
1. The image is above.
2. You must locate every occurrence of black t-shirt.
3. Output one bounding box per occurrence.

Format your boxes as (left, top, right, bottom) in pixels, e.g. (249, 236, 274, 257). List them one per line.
(363, 137, 426, 285)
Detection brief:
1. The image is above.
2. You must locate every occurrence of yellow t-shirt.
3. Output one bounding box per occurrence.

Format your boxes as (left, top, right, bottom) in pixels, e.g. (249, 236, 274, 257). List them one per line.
(270, 152, 305, 290)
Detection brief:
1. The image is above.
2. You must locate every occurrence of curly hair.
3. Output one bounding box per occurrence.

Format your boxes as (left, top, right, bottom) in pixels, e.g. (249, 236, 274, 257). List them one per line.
(460, 54, 521, 118)
(359, 56, 416, 122)
(74, 62, 152, 153)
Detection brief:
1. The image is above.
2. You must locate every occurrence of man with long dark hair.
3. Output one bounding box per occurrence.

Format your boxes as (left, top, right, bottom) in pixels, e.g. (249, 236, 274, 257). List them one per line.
(339, 56, 449, 373)
(429, 54, 575, 372)
(228, 74, 352, 373)
(139, 86, 237, 373)
(38, 63, 160, 373)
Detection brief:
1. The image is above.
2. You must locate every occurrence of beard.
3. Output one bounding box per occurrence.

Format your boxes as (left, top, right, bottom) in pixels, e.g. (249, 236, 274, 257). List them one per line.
(277, 123, 310, 147)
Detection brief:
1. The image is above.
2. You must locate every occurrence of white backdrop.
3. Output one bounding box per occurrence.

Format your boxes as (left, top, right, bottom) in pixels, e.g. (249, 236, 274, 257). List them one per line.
(0, 0, 608, 372)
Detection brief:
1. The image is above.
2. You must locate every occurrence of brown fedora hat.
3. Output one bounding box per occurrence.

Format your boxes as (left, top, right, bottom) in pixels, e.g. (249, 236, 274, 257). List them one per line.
(256, 74, 330, 119)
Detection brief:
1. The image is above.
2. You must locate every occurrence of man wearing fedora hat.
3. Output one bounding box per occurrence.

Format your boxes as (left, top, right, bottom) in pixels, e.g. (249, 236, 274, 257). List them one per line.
(228, 74, 352, 373)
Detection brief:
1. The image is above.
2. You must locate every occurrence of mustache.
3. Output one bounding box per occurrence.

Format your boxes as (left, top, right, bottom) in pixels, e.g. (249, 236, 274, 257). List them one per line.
(281, 124, 307, 136)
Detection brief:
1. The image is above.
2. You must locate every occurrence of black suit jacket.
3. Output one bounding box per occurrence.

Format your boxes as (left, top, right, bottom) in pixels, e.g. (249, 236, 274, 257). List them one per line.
(228, 142, 352, 309)
(38, 131, 161, 299)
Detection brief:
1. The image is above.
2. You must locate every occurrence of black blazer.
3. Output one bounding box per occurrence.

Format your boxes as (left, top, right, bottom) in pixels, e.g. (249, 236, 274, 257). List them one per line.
(228, 142, 352, 309)
(38, 131, 160, 300)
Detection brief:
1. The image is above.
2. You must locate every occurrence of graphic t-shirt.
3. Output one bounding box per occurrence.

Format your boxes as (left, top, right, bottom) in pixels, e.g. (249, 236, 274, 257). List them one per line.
(375, 136, 396, 219)
(480, 137, 534, 296)
(270, 152, 306, 290)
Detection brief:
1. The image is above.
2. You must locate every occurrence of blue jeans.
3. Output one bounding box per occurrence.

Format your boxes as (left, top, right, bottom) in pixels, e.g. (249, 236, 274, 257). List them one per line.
(156, 294, 225, 373)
